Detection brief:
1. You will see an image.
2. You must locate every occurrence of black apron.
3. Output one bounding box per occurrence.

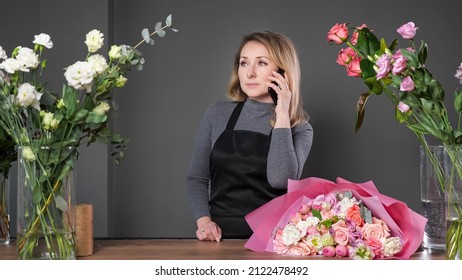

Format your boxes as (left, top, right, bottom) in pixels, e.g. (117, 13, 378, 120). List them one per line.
(209, 101, 286, 238)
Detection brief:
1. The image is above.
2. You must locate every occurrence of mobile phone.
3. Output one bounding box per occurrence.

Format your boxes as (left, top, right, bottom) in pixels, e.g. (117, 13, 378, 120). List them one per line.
(268, 68, 285, 105)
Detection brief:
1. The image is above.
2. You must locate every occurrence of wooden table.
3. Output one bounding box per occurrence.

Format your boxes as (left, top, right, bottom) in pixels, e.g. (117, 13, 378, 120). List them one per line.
(0, 239, 445, 260)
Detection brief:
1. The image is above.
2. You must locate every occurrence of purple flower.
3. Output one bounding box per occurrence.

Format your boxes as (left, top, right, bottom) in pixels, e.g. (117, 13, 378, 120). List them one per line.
(375, 54, 392, 80)
(400, 76, 415, 92)
(392, 53, 407, 75)
(455, 63, 462, 84)
(397, 22, 418, 40)
(397, 101, 410, 113)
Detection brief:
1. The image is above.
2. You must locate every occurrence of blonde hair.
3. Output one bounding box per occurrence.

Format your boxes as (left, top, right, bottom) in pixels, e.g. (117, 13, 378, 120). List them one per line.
(227, 31, 309, 127)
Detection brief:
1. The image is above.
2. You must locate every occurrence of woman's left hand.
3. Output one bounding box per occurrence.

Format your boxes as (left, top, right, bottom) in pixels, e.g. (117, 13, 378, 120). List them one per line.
(267, 71, 291, 128)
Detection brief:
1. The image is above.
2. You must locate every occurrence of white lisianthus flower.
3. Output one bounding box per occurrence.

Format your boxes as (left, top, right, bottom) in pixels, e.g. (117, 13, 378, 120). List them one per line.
(22, 146, 36, 161)
(64, 61, 96, 92)
(84, 29, 104, 53)
(87, 54, 108, 74)
(281, 224, 302, 246)
(16, 83, 42, 110)
(294, 220, 310, 237)
(0, 46, 7, 60)
(0, 58, 21, 74)
(0, 70, 5, 84)
(16, 47, 39, 71)
(41, 111, 60, 130)
(92, 101, 110, 114)
(33, 33, 53, 49)
(305, 216, 320, 227)
(108, 45, 121, 60)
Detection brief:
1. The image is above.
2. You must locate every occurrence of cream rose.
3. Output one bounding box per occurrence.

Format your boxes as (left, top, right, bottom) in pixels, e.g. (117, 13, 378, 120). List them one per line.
(361, 219, 391, 241)
(331, 220, 350, 246)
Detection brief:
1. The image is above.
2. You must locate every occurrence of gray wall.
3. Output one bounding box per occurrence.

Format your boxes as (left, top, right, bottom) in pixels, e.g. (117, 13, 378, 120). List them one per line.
(2, 0, 461, 238)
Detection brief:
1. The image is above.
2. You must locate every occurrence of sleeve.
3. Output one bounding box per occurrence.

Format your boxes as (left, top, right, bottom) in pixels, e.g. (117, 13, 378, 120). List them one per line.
(266, 121, 313, 189)
(185, 104, 215, 221)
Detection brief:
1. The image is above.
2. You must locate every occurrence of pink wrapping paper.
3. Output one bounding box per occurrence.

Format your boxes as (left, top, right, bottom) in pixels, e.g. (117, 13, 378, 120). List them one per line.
(244, 177, 427, 259)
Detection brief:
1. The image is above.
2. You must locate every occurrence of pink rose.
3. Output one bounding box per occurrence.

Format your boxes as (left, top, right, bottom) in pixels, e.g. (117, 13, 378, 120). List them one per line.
(346, 204, 364, 226)
(327, 23, 349, 44)
(331, 220, 350, 246)
(397, 22, 418, 40)
(375, 53, 391, 80)
(350, 24, 368, 45)
(397, 101, 410, 113)
(287, 239, 317, 256)
(336, 48, 352, 66)
(346, 57, 361, 77)
(361, 219, 391, 241)
(335, 244, 349, 257)
(400, 76, 415, 92)
(322, 245, 336, 257)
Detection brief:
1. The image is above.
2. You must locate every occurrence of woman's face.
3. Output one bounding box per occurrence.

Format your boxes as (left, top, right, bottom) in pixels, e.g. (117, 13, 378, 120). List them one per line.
(238, 41, 278, 103)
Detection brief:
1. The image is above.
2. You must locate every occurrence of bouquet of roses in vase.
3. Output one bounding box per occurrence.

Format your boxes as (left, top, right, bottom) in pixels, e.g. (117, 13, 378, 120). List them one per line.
(0, 15, 177, 259)
(327, 21, 462, 259)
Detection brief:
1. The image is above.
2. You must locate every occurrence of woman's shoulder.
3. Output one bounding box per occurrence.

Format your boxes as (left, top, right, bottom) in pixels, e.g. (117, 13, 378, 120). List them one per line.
(205, 100, 239, 116)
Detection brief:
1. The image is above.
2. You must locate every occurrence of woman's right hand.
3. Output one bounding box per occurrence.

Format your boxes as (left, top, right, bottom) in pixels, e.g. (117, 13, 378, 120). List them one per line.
(196, 216, 222, 242)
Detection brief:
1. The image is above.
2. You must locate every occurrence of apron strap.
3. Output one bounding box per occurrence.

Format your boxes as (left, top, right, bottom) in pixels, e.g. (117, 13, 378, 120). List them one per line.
(225, 102, 245, 131)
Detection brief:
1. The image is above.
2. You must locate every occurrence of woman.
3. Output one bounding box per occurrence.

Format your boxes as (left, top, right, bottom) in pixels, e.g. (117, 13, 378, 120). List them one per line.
(186, 30, 313, 242)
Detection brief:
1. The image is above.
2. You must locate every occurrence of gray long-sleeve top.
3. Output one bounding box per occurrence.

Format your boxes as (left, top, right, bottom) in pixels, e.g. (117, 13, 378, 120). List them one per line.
(186, 98, 313, 221)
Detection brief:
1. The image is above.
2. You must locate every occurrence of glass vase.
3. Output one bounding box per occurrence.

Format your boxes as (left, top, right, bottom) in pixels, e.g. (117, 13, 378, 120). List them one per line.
(16, 146, 77, 260)
(420, 145, 446, 250)
(443, 145, 462, 260)
(0, 171, 10, 245)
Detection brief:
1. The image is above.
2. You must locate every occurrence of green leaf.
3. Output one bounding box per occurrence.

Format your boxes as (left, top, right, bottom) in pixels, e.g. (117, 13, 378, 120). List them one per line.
(421, 98, 440, 114)
(32, 185, 42, 204)
(401, 48, 419, 68)
(360, 59, 376, 80)
(388, 39, 399, 52)
(429, 79, 445, 100)
(62, 85, 78, 117)
(155, 22, 166, 38)
(355, 92, 372, 133)
(55, 195, 68, 212)
(165, 14, 172, 27)
(401, 92, 422, 108)
(141, 28, 151, 44)
(72, 109, 89, 122)
(85, 112, 107, 124)
(407, 123, 429, 134)
(360, 205, 372, 224)
(356, 28, 380, 56)
(454, 90, 462, 112)
(418, 40, 428, 65)
(311, 209, 322, 221)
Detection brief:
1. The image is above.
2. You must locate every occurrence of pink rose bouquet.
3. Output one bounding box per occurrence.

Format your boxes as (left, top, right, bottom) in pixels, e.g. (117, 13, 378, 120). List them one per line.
(326, 21, 462, 259)
(245, 177, 426, 260)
